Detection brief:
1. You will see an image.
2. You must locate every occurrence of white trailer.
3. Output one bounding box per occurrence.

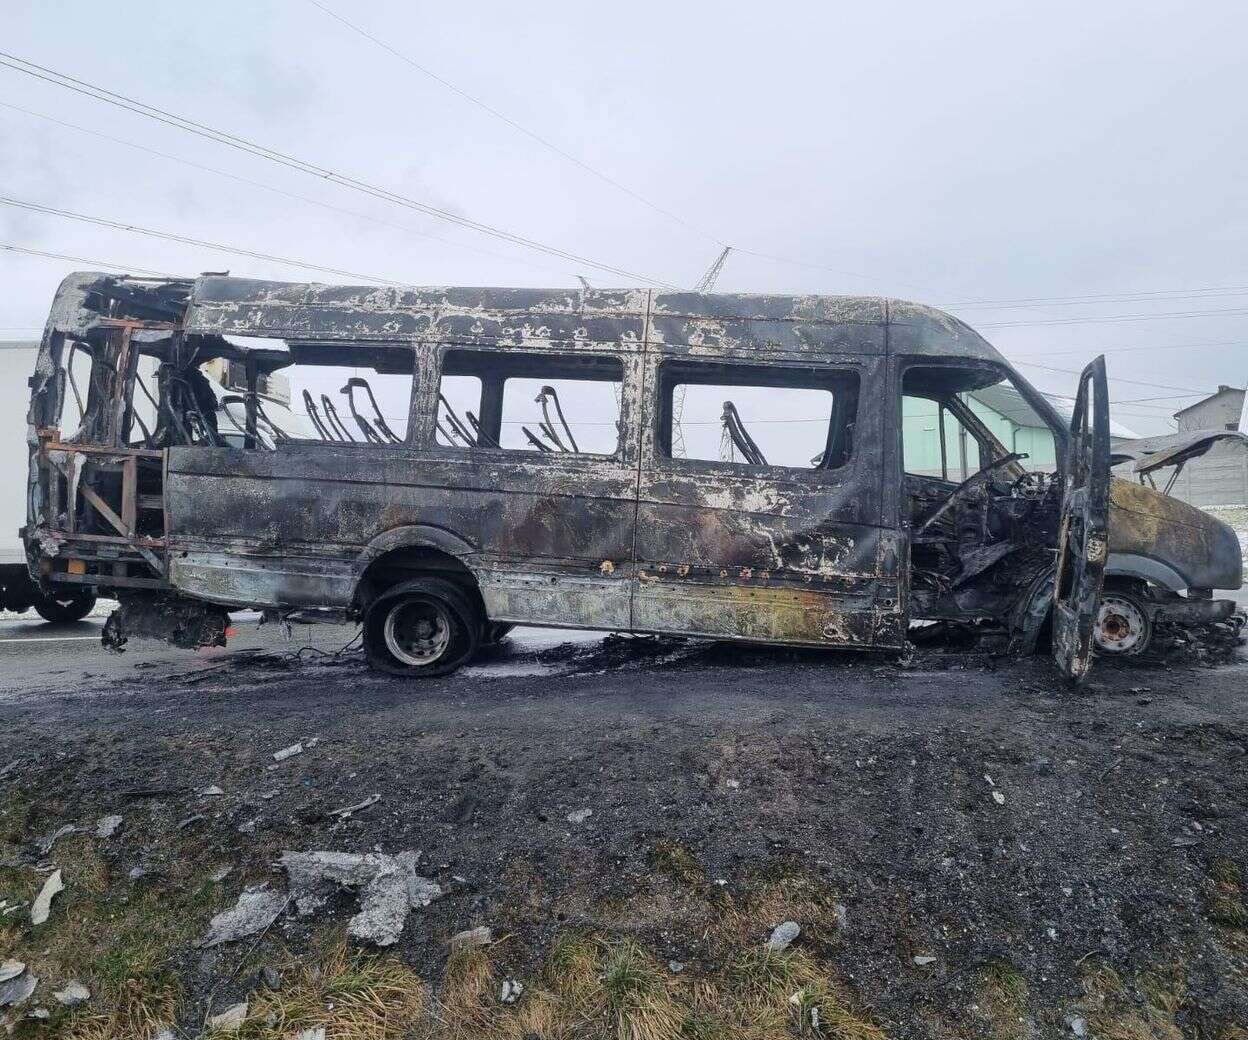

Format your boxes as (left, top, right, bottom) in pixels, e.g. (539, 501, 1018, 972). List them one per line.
(0, 340, 97, 621)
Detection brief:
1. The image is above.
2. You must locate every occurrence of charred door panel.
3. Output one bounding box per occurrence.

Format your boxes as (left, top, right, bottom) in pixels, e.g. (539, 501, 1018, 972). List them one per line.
(632, 350, 903, 648)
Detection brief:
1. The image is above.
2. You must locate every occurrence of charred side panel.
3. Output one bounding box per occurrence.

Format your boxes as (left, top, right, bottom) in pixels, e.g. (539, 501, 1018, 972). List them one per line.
(633, 300, 902, 649)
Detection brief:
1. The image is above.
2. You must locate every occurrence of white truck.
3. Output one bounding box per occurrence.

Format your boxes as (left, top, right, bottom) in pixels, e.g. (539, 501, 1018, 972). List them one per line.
(0, 340, 97, 621)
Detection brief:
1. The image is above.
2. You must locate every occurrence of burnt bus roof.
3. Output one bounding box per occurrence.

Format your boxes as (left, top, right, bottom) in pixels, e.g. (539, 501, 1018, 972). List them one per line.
(43, 271, 1009, 365)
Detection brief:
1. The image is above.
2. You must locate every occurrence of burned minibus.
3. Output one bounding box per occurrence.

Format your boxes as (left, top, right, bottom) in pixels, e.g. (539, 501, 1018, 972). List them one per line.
(22, 273, 1244, 681)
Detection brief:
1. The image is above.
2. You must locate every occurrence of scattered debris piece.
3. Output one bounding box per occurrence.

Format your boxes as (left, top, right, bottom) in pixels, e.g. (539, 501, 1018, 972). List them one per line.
(53, 980, 90, 1006)
(30, 868, 63, 925)
(913, 955, 937, 966)
(500, 979, 523, 1004)
(210, 864, 233, 883)
(765, 921, 801, 952)
(238, 817, 260, 834)
(0, 759, 17, 779)
(281, 850, 442, 946)
(260, 966, 282, 991)
(0, 971, 37, 1008)
(1065, 1014, 1089, 1036)
(200, 785, 226, 797)
(0, 961, 23, 984)
(178, 813, 207, 830)
(328, 793, 381, 818)
(833, 903, 849, 930)
(28, 1007, 49, 1019)
(37, 824, 77, 855)
(206, 1000, 248, 1033)
(272, 743, 304, 762)
(95, 814, 123, 838)
(199, 887, 289, 948)
(566, 808, 593, 825)
(128, 866, 149, 881)
(991, 790, 1006, 805)
(450, 926, 493, 949)
(295, 1028, 326, 1040)
(668, 961, 684, 973)
(725, 779, 741, 789)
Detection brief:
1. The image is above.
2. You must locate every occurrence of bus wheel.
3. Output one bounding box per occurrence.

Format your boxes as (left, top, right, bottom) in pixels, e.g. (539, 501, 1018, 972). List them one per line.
(364, 578, 480, 677)
(33, 590, 97, 624)
(1093, 591, 1152, 656)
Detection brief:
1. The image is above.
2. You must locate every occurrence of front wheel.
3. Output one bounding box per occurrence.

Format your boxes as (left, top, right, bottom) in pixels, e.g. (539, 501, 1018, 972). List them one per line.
(363, 578, 480, 677)
(33, 589, 97, 624)
(1093, 591, 1152, 656)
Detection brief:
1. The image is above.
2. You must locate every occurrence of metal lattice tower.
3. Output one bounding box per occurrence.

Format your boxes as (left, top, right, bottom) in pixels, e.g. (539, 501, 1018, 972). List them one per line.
(672, 247, 732, 457)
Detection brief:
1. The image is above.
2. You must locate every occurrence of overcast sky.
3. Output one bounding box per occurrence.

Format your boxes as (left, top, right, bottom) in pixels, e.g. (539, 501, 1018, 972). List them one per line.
(3, 0, 1247, 434)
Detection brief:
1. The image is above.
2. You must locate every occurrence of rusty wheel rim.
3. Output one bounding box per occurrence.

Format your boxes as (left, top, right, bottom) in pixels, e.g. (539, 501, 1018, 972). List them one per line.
(1093, 595, 1147, 654)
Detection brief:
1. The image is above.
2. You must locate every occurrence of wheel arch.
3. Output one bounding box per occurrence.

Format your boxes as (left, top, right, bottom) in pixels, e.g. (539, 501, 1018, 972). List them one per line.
(352, 525, 484, 619)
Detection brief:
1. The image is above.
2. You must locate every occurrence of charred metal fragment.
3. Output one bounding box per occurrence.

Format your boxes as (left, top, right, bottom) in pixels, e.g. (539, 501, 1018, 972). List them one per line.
(102, 595, 229, 652)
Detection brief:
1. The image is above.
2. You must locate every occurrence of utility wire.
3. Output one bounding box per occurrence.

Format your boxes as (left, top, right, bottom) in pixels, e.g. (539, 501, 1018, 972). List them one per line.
(0, 196, 405, 284)
(302, 0, 724, 249)
(948, 285, 1248, 309)
(978, 306, 1248, 328)
(2, 242, 170, 276)
(1013, 359, 1207, 395)
(0, 51, 678, 288)
(0, 100, 579, 281)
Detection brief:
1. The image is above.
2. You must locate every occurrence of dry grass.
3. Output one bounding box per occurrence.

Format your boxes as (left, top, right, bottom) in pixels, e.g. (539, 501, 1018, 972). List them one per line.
(234, 934, 428, 1039)
(968, 960, 1031, 1040)
(1209, 858, 1247, 929)
(427, 927, 888, 1040)
(1079, 961, 1185, 1040)
(649, 839, 705, 885)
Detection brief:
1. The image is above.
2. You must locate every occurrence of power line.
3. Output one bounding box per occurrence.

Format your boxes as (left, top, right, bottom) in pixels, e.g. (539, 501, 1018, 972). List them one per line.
(0, 51, 679, 288)
(948, 285, 1248, 310)
(1012, 360, 1208, 395)
(978, 306, 1248, 328)
(302, 0, 724, 249)
(1008, 338, 1248, 359)
(0, 100, 578, 281)
(0, 196, 406, 284)
(2, 242, 169, 276)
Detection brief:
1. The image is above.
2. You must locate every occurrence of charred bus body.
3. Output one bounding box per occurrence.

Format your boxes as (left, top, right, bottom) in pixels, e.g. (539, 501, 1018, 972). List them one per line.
(22, 273, 1243, 680)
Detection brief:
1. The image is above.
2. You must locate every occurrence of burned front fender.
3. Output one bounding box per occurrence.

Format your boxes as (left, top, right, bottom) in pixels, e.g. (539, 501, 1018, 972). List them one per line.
(1107, 478, 1242, 591)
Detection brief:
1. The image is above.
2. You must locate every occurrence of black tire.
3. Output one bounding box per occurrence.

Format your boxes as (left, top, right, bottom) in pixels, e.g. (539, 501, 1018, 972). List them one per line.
(1092, 590, 1152, 656)
(363, 577, 481, 677)
(484, 622, 515, 644)
(33, 589, 97, 624)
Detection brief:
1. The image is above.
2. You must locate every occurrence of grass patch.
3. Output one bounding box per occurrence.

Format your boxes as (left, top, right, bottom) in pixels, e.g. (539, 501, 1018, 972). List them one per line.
(428, 929, 888, 1040)
(969, 960, 1030, 1040)
(1209, 858, 1247, 929)
(1, 833, 229, 1040)
(649, 839, 704, 885)
(235, 934, 427, 1039)
(1079, 961, 1185, 1040)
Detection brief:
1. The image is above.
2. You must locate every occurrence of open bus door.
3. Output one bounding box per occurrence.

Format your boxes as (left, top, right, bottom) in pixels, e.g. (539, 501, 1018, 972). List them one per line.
(1052, 356, 1111, 681)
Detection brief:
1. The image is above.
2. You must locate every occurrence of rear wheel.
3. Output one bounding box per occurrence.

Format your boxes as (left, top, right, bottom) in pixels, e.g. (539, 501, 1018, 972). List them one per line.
(1093, 591, 1152, 656)
(363, 577, 480, 677)
(33, 589, 97, 624)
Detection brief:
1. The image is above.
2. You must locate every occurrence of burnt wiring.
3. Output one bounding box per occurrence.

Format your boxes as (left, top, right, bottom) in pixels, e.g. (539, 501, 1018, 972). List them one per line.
(437, 393, 478, 446)
(535, 385, 579, 452)
(321, 394, 356, 441)
(721, 401, 768, 466)
(467, 410, 500, 449)
(342, 377, 402, 444)
(302, 388, 336, 440)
